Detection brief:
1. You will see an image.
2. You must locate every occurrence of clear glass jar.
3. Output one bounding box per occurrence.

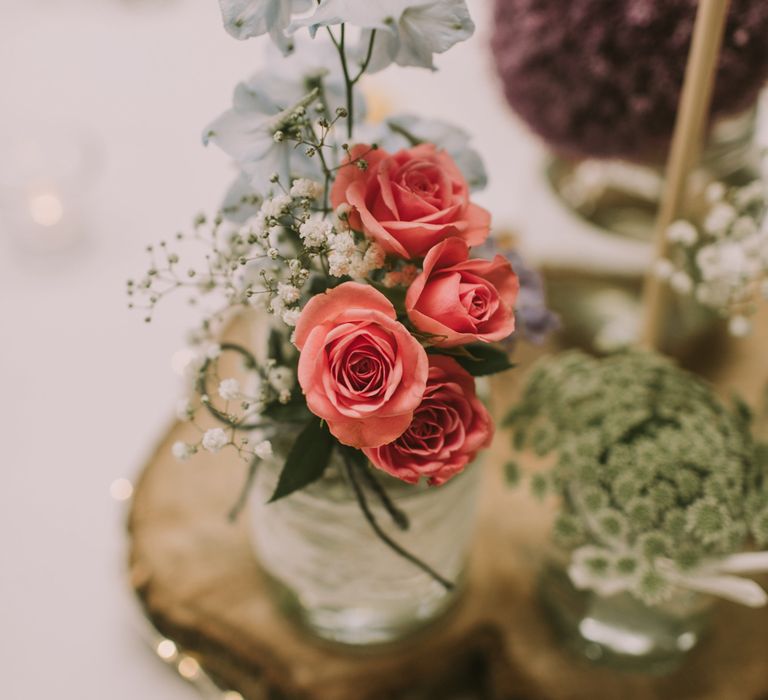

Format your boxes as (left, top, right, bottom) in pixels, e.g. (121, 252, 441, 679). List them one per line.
(248, 437, 483, 646)
(539, 555, 714, 674)
(539, 109, 759, 356)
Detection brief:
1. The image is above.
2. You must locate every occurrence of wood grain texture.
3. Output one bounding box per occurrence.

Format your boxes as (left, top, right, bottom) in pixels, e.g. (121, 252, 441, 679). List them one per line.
(128, 308, 768, 700)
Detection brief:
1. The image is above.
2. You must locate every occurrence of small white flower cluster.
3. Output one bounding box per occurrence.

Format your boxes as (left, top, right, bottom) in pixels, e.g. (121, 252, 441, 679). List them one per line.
(174, 427, 274, 462)
(382, 264, 420, 288)
(328, 231, 386, 280)
(296, 204, 386, 280)
(656, 178, 768, 336)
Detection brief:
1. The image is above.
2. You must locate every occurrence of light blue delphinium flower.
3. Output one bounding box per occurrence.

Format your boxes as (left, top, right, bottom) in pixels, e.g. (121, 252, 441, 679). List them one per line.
(291, 0, 475, 72)
(204, 40, 366, 195)
(218, 0, 313, 54)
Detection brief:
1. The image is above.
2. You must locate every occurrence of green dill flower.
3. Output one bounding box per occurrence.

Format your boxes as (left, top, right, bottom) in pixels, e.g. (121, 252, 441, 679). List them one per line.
(685, 497, 733, 546)
(625, 496, 659, 532)
(579, 485, 610, 513)
(593, 508, 628, 541)
(647, 481, 676, 511)
(636, 532, 672, 560)
(552, 513, 586, 548)
(751, 507, 768, 546)
(614, 553, 641, 578)
(507, 350, 766, 606)
(661, 510, 688, 541)
(632, 567, 673, 606)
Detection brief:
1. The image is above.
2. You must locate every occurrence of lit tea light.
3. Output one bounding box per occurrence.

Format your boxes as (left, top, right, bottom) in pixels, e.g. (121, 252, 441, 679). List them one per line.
(28, 190, 65, 227)
(156, 638, 178, 661)
(109, 478, 134, 502)
(177, 656, 201, 680)
(0, 124, 100, 254)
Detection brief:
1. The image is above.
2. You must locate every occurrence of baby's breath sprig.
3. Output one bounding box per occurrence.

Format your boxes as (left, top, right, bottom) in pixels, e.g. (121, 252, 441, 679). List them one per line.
(654, 174, 768, 337)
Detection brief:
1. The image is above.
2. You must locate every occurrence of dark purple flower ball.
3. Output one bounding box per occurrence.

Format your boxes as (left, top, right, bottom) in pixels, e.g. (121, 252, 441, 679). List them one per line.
(492, 0, 768, 161)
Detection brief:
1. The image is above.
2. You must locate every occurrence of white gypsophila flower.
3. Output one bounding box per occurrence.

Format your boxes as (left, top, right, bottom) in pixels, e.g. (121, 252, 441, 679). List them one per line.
(292, 0, 474, 73)
(382, 264, 420, 287)
(328, 250, 351, 277)
(329, 230, 356, 255)
(363, 242, 386, 270)
(270, 296, 285, 315)
(282, 308, 301, 326)
(218, 378, 241, 401)
(202, 428, 229, 453)
(205, 343, 222, 359)
(653, 258, 674, 280)
(299, 218, 332, 247)
(290, 178, 323, 199)
(175, 399, 194, 422)
(666, 220, 698, 246)
(696, 245, 723, 282)
(277, 282, 301, 303)
(334, 202, 352, 231)
(734, 180, 765, 209)
(219, 0, 313, 53)
(260, 193, 293, 219)
(705, 181, 726, 204)
(172, 441, 195, 461)
(253, 439, 274, 459)
(669, 270, 693, 295)
(717, 241, 748, 280)
(703, 202, 737, 236)
(731, 216, 758, 240)
(268, 366, 294, 392)
(347, 251, 369, 279)
(729, 315, 752, 337)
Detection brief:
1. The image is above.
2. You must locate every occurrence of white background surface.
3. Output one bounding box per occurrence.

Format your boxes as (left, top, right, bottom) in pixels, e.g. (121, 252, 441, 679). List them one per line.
(0, 1, 630, 697)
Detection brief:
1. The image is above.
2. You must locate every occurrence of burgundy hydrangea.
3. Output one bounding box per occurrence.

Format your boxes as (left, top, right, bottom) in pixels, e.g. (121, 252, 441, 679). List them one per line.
(491, 0, 768, 161)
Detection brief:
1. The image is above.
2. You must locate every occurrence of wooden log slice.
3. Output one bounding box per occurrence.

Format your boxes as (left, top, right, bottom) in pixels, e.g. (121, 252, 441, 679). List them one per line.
(128, 309, 768, 700)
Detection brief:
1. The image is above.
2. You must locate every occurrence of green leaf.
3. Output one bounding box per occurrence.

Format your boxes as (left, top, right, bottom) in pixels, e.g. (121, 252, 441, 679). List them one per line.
(432, 343, 515, 377)
(268, 417, 334, 502)
(368, 280, 407, 315)
(261, 399, 311, 423)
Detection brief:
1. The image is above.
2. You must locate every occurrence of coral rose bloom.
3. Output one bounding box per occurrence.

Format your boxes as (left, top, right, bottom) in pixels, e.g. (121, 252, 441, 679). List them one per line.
(406, 238, 519, 347)
(364, 355, 493, 485)
(294, 282, 428, 448)
(331, 143, 491, 259)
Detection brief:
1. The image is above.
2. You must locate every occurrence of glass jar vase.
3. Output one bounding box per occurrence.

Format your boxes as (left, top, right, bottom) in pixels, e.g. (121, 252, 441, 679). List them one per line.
(538, 554, 714, 674)
(531, 109, 760, 357)
(248, 436, 484, 646)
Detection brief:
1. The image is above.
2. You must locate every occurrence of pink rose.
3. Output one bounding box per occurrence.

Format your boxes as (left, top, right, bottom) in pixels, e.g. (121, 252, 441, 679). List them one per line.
(331, 143, 491, 259)
(406, 238, 519, 347)
(364, 355, 493, 486)
(294, 282, 429, 448)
